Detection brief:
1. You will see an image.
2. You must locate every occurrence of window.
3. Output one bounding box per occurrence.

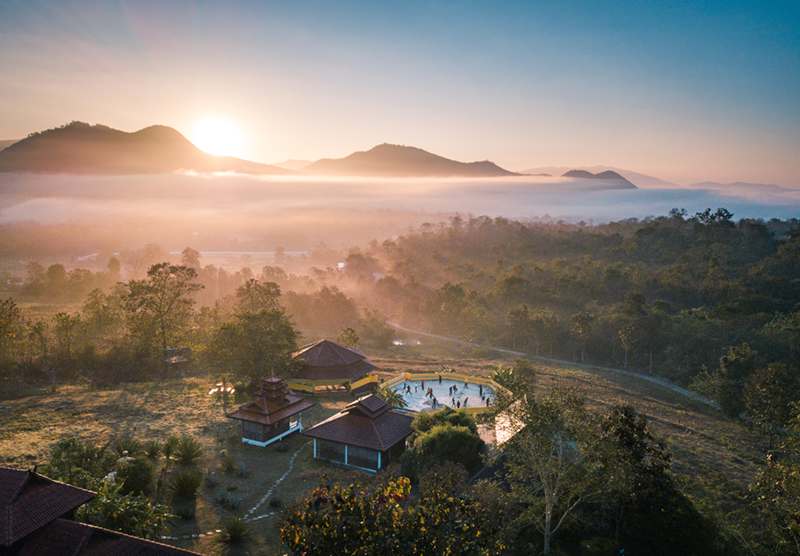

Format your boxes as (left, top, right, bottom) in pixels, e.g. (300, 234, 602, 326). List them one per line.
(317, 439, 346, 463)
(348, 445, 378, 470)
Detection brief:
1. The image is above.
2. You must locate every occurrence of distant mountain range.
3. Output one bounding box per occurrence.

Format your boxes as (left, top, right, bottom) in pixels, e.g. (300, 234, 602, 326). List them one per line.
(0, 122, 290, 175)
(523, 165, 674, 188)
(560, 169, 637, 189)
(305, 143, 519, 177)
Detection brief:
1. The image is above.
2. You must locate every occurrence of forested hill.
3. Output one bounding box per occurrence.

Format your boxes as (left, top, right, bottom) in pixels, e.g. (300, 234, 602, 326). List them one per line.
(0, 121, 290, 175)
(341, 209, 800, 422)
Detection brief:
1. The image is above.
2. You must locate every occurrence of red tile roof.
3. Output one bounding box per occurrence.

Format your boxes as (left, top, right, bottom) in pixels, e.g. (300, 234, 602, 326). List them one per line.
(0, 468, 95, 547)
(304, 394, 413, 451)
(227, 377, 314, 425)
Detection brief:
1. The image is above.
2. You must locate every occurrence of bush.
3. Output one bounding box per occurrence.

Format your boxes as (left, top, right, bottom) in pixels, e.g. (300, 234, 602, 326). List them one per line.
(220, 515, 249, 544)
(117, 456, 155, 496)
(162, 435, 180, 462)
(112, 434, 142, 457)
(143, 440, 162, 460)
(170, 468, 203, 499)
(175, 435, 203, 466)
(412, 424, 485, 474)
(411, 407, 478, 435)
(269, 497, 282, 509)
(173, 502, 195, 521)
(220, 451, 236, 474)
(215, 493, 241, 511)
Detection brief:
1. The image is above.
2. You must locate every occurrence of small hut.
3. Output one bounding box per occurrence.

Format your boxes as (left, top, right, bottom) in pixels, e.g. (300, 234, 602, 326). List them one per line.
(227, 377, 314, 447)
(292, 339, 376, 382)
(303, 394, 413, 473)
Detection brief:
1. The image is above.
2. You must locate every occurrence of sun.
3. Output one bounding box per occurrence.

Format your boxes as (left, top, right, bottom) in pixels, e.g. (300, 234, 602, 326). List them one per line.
(189, 116, 245, 157)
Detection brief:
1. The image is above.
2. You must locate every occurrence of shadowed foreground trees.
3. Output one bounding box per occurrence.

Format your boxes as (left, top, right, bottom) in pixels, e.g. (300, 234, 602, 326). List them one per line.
(280, 476, 504, 555)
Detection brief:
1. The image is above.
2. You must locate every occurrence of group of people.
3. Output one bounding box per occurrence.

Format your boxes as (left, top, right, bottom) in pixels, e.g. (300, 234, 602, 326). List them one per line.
(398, 379, 494, 409)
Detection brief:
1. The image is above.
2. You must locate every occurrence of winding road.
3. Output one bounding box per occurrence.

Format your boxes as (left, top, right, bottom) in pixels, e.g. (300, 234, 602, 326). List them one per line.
(387, 322, 719, 410)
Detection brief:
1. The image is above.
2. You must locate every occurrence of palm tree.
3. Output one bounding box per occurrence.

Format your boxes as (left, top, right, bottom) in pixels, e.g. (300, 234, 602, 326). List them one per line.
(379, 387, 407, 409)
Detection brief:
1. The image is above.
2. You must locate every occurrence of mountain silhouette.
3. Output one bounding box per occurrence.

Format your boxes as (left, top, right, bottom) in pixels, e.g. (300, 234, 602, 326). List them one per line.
(305, 143, 519, 177)
(562, 169, 637, 189)
(0, 122, 290, 175)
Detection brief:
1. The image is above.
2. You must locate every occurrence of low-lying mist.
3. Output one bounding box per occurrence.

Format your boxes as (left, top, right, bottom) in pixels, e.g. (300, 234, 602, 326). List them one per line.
(1, 172, 798, 259)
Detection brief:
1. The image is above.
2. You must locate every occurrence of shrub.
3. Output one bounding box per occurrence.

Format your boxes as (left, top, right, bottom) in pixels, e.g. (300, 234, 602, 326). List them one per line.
(220, 515, 249, 545)
(220, 450, 236, 474)
(175, 435, 203, 466)
(143, 440, 162, 460)
(215, 493, 241, 511)
(170, 468, 203, 499)
(117, 456, 155, 496)
(412, 424, 485, 474)
(162, 435, 180, 462)
(173, 502, 195, 520)
(269, 497, 282, 509)
(112, 434, 142, 457)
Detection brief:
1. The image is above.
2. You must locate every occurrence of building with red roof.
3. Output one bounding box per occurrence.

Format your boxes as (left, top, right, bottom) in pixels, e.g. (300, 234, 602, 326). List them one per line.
(227, 376, 314, 447)
(303, 394, 413, 473)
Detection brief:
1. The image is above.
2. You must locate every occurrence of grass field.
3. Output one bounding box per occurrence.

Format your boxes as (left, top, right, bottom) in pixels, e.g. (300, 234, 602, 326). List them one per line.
(0, 341, 762, 554)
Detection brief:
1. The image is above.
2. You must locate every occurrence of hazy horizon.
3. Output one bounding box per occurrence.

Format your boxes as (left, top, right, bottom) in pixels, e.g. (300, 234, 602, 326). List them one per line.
(2, 1, 799, 186)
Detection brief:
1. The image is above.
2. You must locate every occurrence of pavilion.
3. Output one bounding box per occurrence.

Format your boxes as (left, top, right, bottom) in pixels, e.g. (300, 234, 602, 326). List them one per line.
(291, 339, 376, 382)
(303, 394, 413, 473)
(227, 376, 314, 447)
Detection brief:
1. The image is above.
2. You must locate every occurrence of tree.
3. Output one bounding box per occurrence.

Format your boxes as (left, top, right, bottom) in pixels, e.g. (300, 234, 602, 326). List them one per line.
(716, 343, 758, 418)
(337, 326, 360, 348)
(180, 247, 200, 269)
(123, 263, 202, 363)
(570, 312, 594, 362)
(378, 386, 407, 408)
(749, 403, 800, 555)
(745, 363, 800, 445)
(0, 298, 24, 367)
(281, 476, 503, 555)
(235, 279, 281, 314)
(617, 323, 635, 369)
(500, 388, 600, 555)
(210, 306, 297, 383)
(411, 423, 485, 474)
(53, 312, 81, 361)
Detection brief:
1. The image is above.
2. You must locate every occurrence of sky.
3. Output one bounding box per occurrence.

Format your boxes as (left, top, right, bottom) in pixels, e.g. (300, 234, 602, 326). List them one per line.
(1, 0, 799, 185)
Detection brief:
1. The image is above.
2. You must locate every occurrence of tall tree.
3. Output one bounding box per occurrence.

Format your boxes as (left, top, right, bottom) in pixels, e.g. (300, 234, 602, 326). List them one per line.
(122, 263, 202, 362)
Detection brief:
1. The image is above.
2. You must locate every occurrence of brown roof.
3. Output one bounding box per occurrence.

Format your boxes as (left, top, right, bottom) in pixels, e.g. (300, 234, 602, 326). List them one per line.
(0, 468, 95, 547)
(7, 517, 198, 555)
(292, 340, 376, 380)
(227, 377, 313, 425)
(304, 394, 413, 451)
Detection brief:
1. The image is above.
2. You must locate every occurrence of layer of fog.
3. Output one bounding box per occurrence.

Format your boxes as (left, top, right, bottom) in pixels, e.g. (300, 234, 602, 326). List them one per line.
(1, 173, 798, 253)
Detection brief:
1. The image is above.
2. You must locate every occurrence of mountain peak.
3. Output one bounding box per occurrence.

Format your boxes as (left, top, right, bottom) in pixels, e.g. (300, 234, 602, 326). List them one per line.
(562, 169, 637, 189)
(306, 143, 518, 177)
(0, 122, 289, 175)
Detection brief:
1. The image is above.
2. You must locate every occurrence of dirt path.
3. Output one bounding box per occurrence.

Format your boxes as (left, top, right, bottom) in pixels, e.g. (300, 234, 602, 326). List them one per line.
(387, 321, 719, 410)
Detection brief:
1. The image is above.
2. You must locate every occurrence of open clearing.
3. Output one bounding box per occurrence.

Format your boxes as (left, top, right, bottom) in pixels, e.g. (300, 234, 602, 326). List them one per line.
(0, 344, 761, 553)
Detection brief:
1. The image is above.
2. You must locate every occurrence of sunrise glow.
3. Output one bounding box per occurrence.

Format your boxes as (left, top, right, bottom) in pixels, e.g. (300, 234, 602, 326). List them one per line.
(189, 117, 245, 158)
